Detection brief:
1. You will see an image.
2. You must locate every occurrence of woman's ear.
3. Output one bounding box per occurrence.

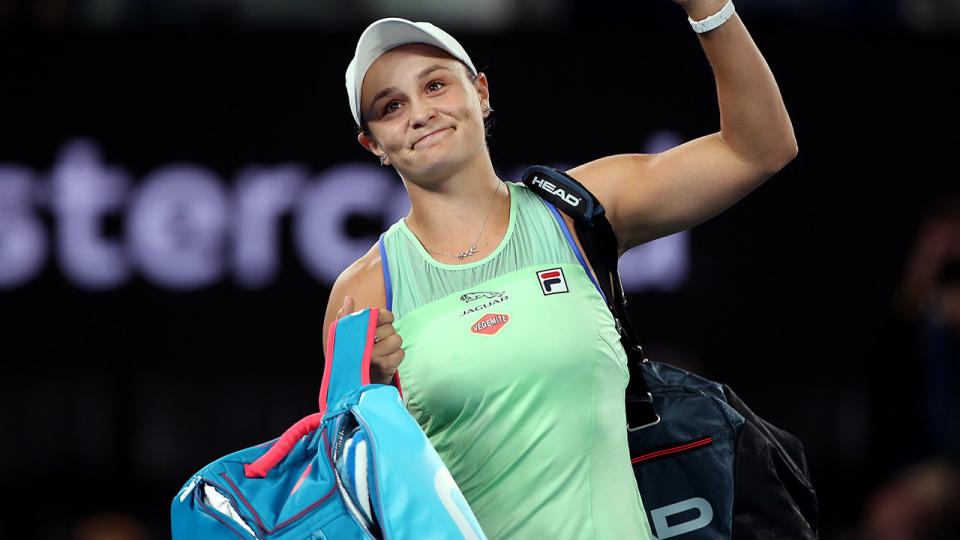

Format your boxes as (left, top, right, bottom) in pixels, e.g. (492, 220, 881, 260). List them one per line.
(475, 72, 491, 112)
(357, 131, 388, 165)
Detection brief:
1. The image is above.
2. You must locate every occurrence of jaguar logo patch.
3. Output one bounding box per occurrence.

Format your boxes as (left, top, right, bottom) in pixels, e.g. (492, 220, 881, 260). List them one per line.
(459, 291, 509, 317)
(460, 291, 505, 303)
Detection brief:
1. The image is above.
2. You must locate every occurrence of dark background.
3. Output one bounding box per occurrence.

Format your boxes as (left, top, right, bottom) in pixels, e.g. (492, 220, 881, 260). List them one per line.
(1, 1, 959, 539)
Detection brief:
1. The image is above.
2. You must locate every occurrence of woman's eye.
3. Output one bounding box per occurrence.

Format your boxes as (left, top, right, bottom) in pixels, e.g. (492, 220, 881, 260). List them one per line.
(380, 81, 444, 116)
(382, 101, 401, 116)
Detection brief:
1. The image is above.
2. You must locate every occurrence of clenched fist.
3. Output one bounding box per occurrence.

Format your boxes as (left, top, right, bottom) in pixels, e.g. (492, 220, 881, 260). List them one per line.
(337, 295, 404, 385)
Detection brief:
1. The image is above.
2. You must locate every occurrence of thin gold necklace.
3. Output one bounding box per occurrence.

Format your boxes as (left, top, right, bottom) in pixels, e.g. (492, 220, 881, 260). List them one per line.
(422, 181, 503, 260)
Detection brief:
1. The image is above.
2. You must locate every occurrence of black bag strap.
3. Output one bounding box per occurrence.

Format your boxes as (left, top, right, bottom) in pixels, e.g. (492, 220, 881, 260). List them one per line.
(522, 166, 660, 431)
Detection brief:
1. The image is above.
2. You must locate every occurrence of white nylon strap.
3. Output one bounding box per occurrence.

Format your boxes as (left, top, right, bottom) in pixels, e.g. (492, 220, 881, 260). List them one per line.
(688, 0, 736, 34)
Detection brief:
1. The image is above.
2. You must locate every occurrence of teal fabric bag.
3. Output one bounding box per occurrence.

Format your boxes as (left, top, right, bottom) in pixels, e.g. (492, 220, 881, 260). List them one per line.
(171, 308, 487, 539)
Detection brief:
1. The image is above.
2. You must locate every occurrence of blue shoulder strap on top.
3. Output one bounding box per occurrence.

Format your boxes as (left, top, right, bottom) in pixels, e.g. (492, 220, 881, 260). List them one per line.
(542, 198, 608, 304)
(319, 308, 378, 411)
(376, 233, 404, 392)
(378, 232, 393, 312)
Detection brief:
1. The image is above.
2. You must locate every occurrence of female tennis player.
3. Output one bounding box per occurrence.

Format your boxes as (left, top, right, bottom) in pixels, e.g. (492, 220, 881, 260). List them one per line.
(323, 1, 796, 537)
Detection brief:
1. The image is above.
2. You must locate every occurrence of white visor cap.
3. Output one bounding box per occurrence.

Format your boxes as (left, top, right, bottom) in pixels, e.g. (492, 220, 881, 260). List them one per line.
(346, 17, 477, 127)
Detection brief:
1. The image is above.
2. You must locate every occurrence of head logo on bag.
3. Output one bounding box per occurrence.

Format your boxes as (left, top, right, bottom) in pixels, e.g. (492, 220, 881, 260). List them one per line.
(648, 497, 714, 540)
(528, 174, 581, 207)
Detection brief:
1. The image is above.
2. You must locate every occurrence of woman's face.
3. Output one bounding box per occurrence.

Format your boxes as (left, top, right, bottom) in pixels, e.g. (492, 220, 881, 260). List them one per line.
(358, 43, 490, 182)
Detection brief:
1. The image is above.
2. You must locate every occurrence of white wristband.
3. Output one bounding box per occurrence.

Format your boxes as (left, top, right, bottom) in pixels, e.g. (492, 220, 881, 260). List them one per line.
(688, 0, 736, 34)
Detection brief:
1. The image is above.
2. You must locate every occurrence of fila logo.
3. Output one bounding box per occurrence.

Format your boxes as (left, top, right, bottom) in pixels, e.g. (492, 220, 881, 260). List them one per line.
(537, 268, 568, 295)
(471, 313, 510, 335)
(530, 175, 581, 207)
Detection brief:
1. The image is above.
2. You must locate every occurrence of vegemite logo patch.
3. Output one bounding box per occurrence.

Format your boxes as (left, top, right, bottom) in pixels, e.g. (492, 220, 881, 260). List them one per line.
(470, 313, 510, 335)
(537, 268, 568, 295)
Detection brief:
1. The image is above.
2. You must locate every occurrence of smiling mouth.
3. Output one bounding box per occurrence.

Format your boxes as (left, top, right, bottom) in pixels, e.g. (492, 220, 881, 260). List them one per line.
(413, 127, 450, 148)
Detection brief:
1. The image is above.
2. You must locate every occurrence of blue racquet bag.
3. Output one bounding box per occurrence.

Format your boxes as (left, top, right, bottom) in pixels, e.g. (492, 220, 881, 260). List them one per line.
(171, 308, 487, 540)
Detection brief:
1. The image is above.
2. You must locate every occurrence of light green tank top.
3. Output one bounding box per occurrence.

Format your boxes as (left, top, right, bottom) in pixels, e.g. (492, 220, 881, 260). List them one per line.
(378, 180, 652, 539)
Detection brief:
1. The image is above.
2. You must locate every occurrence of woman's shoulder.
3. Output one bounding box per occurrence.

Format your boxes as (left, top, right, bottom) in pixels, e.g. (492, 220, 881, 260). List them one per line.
(329, 242, 387, 310)
(322, 242, 388, 353)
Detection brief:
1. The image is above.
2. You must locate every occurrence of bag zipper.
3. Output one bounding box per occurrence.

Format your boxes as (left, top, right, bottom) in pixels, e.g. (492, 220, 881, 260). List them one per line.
(330, 411, 380, 539)
(631, 436, 713, 464)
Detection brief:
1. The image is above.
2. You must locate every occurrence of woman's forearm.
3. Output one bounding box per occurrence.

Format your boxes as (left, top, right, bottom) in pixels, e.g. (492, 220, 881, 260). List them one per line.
(683, 0, 798, 171)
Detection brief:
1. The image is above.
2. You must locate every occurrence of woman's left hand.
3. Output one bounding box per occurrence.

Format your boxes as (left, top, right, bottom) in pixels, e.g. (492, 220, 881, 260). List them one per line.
(566, 0, 796, 253)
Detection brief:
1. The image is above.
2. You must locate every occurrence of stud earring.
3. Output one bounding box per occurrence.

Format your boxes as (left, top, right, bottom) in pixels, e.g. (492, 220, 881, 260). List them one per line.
(482, 106, 494, 115)
(378, 155, 387, 166)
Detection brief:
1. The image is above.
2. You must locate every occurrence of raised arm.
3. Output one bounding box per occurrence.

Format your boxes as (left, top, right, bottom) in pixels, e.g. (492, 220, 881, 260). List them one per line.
(568, 0, 797, 253)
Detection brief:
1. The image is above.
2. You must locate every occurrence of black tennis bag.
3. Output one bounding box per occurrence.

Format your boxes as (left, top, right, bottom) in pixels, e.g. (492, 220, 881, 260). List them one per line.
(523, 166, 819, 540)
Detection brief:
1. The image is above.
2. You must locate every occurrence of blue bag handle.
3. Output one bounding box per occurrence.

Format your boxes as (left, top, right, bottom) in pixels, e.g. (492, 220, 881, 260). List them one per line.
(319, 307, 380, 411)
(244, 308, 378, 478)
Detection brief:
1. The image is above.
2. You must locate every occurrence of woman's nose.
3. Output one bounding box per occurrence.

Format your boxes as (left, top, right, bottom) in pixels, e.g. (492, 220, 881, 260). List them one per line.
(409, 99, 437, 128)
